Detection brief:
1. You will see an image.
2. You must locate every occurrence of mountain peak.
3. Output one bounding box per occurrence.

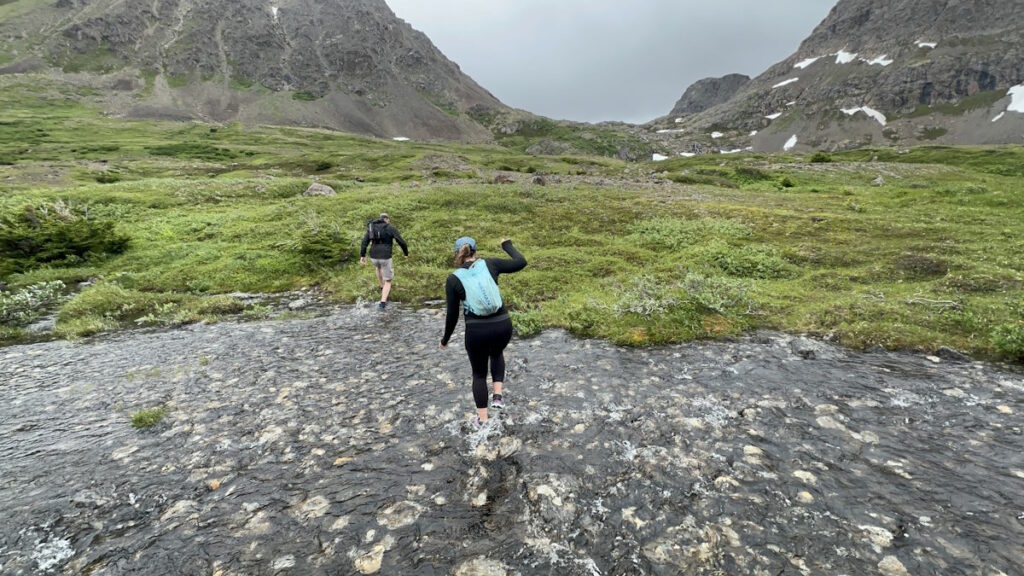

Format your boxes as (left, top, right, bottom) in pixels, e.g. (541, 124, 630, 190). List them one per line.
(1, 0, 506, 140)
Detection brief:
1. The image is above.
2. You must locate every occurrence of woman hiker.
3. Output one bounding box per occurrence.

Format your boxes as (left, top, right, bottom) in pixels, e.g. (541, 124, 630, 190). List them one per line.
(439, 236, 527, 428)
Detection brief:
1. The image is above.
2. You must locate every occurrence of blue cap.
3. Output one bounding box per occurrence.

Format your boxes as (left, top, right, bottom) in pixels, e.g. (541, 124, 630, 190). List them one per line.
(454, 236, 476, 254)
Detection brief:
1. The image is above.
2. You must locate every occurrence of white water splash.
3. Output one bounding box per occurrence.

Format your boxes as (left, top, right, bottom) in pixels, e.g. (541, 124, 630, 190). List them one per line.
(270, 5, 278, 19)
(710, 131, 723, 139)
(32, 537, 74, 572)
(794, 57, 820, 70)
(835, 50, 858, 64)
(783, 135, 798, 152)
(773, 77, 799, 89)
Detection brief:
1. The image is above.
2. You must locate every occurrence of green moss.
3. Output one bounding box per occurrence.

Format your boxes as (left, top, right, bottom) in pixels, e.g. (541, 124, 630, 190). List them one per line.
(131, 406, 169, 429)
(920, 127, 948, 141)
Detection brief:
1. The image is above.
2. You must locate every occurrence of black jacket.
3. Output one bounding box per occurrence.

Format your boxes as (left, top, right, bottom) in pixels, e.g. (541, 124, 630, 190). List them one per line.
(360, 220, 409, 260)
(441, 240, 527, 345)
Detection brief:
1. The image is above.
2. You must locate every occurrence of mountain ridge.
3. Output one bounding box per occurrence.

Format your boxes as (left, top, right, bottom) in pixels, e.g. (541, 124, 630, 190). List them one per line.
(0, 0, 506, 140)
(655, 0, 1024, 153)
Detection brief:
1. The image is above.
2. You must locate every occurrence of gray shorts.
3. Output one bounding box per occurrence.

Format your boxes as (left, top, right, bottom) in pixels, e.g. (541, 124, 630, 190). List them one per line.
(370, 258, 394, 281)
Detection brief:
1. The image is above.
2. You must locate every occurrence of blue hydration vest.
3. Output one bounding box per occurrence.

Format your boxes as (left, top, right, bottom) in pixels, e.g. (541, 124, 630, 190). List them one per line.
(453, 260, 503, 316)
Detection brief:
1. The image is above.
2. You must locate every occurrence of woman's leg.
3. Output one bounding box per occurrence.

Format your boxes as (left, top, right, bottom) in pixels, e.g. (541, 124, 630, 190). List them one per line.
(488, 320, 514, 401)
(464, 327, 491, 421)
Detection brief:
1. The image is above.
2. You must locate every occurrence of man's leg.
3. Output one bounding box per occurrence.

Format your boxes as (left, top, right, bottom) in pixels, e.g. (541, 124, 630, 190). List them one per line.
(376, 259, 395, 304)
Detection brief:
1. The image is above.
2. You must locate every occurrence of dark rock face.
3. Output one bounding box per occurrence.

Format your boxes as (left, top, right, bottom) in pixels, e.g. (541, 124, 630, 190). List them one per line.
(669, 74, 750, 117)
(668, 0, 1024, 149)
(3, 0, 504, 140)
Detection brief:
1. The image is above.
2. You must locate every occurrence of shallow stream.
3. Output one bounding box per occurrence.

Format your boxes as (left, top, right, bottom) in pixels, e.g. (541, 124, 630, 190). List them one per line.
(1, 306, 1021, 575)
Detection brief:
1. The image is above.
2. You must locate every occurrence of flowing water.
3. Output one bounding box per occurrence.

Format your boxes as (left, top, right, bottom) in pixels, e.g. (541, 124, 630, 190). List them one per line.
(1, 306, 1021, 575)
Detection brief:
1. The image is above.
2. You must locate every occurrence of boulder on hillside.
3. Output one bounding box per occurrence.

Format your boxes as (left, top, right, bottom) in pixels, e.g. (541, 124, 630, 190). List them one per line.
(303, 183, 336, 197)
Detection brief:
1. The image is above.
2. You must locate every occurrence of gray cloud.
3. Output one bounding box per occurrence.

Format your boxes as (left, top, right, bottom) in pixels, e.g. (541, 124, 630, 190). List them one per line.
(386, 0, 836, 124)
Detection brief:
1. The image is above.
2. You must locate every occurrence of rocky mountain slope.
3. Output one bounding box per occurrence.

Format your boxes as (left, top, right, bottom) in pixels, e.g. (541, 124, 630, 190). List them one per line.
(0, 0, 505, 140)
(654, 0, 1024, 153)
(669, 73, 750, 118)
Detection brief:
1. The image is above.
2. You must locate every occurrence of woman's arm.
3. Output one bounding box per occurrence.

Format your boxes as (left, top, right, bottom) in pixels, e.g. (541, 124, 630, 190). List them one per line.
(489, 239, 527, 276)
(440, 275, 462, 346)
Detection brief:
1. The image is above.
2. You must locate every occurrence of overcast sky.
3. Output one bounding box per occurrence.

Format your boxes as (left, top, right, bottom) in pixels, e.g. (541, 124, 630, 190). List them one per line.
(386, 1, 836, 124)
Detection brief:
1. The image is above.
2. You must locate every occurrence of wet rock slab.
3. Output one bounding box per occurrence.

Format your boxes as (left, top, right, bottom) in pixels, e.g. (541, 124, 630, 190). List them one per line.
(1, 307, 1022, 575)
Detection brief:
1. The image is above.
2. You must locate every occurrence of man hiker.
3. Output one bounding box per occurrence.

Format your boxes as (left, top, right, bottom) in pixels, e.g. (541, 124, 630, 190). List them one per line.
(360, 213, 409, 310)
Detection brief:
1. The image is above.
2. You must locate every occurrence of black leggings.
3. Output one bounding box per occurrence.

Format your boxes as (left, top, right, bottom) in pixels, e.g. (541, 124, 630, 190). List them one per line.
(464, 318, 513, 409)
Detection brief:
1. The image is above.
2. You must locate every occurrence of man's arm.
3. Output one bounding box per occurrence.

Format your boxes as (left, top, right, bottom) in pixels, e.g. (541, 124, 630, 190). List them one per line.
(391, 226, 409, 257)
(359, 231, 370, 258)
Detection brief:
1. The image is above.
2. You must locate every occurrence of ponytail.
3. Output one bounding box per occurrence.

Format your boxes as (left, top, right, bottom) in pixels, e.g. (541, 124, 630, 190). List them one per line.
(454, 244, 475, 267)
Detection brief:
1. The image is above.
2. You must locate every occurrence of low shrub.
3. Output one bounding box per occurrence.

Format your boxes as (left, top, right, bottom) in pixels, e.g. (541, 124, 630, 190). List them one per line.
(510, 309, 543, 338)
(810, 152, 832, 163)
(147, 142, 238, 161)
(94, 171, 122, 184)
(295, 219, 353, 270)
(58, 283, 183, 327)
(613, 275, 678, 317)
(631, 218, 751, 250)
(0, 202, 129, 278)
(681, 273, 749, 314)
(0, 281, 65, 326)
(698, 241, 796, 279)
(992, 323, 1024, 362)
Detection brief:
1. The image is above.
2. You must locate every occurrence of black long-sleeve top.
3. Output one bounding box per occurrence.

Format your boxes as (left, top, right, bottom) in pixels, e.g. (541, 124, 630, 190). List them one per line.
(360, 222, 409, 259)
(441, 240, 527, 345)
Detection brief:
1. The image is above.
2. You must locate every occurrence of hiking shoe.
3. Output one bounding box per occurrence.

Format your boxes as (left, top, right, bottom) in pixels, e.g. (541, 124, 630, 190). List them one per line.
(491, 394, 504, 410)
(470, 415, 486, 430)
(378, 301, 387, 310)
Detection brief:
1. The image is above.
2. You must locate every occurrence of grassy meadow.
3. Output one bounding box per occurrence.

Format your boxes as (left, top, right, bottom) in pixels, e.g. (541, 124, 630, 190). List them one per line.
(1, 76, 1023, 361)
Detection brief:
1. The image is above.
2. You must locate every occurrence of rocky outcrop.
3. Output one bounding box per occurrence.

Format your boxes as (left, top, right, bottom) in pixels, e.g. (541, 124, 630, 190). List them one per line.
(669, 74, 750, 117)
